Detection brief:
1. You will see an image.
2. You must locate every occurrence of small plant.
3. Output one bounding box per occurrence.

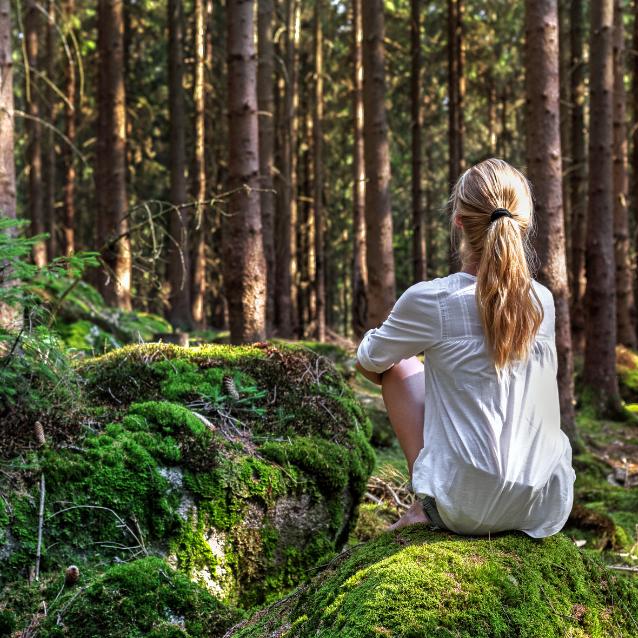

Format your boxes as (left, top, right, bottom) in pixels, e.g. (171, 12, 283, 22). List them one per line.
(0, 217, 99, 413)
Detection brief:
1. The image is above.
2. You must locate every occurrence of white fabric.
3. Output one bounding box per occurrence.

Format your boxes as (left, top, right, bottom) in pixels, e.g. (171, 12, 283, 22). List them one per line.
(356, 271, 576, 538)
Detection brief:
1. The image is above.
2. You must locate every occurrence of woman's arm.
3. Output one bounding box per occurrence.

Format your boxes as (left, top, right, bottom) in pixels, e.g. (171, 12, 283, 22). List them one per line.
(354, 360, 394, 385)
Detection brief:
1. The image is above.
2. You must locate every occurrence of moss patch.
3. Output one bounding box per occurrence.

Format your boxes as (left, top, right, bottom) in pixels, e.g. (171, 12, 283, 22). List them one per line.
(228, 527, 638, 638)
(34, 556, 244, 638)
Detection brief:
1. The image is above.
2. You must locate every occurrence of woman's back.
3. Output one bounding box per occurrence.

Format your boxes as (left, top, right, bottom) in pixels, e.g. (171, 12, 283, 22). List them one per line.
(356, 270, 576, 537)
(356, 158, 576, 537)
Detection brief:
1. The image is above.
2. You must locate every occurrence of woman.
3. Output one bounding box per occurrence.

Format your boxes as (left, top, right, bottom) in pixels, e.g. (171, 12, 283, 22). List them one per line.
(356, 158, 576, 537)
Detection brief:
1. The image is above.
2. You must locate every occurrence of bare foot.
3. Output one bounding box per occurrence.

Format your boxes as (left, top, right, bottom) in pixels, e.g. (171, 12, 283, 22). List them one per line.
(387, 499, 431, 531)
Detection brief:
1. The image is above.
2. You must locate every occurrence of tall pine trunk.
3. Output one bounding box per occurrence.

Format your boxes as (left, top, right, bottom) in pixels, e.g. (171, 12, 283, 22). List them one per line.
(411, 0, 426, 283)
(25, 0, 46, 266)
(62, 0, 76, 256)
(167, 0, 192, 329)
(634, 1, 638, 337)
(569, 0, 587, 353)
(0, 0, 21, 330)
(613, 0, 635, 347)
(44, 0, 57, 258)
(191, 0, 207, 329)
(362, 0, 395, 327)
(274, 0, 300, 337)
(313, 1, 325, 341)
(258, 0, 276, 337)
(447, 0, 464, 273)
(224, 0, 267, 343)
(351, 0, 367, 339)
(584, 0, 622, 415)
(96, 0, 132, 310)
(525, 0, 578, 448)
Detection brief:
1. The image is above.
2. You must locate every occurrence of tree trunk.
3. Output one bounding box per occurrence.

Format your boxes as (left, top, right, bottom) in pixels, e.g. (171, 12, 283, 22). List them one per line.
(96, 0, 132, 310)
(167, 0, 192, 330)
(613, 0, 636, 347)
(191, 0, 207, 329)
(25, 0, 46, 267)
(224, 0, 267, 343)
(411, 0, 425, 283)
(258, 0, 276, 337)
(569, 0, 587, 353)
(274, 0, 300, 338)
(634, 0, 638, 337)
(313, 0, 325, 341)
(584, 0, 622, 415)
(447, 0, 464, 273)
(558, 0, 570, 274)
(525, 0, 579, 448)
(0, 0, 21, 330)
(351, 0, 367, 339)
(362, 0, 395, 328)
(44, 0, 57, 259)
(62, 0, 76, 257)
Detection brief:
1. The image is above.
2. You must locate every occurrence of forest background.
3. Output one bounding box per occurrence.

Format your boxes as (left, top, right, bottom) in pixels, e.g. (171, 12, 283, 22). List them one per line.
(1, 0, 638, 634)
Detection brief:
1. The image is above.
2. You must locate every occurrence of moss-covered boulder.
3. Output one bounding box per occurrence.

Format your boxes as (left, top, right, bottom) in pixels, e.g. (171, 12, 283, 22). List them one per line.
(0, 342, 375, 620)
(225, 526, 638, 638)
(2, 557, 244, 638)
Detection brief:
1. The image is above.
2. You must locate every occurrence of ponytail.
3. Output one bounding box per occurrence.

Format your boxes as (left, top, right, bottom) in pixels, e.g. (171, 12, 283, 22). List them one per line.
(450, 158, 544, 372)
(476, 215, 544, 371)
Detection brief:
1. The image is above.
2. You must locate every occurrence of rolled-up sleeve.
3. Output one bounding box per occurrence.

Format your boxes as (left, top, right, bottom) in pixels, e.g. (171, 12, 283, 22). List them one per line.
(356, 280, 441, 373)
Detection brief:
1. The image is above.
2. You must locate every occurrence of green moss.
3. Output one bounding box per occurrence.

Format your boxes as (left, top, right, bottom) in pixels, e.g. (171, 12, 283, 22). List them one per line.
(260, 437, 350, 492)
(232, 528, 638, 638)
(4, 341, 376, 620)
(36, 556, 244, 638)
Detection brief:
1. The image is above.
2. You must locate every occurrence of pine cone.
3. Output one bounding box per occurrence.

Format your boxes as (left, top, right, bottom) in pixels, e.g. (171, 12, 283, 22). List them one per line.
(223, 375, 240, 400)
(65, 565, 80, 585)
(34, 421, 46, 447)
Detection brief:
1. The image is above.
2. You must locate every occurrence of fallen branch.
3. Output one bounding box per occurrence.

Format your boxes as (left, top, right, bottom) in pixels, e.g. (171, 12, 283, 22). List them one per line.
(35, 473, 46, 581)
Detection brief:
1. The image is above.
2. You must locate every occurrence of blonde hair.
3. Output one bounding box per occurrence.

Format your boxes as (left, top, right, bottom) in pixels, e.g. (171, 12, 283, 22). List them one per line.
(449, 158, 544, 371)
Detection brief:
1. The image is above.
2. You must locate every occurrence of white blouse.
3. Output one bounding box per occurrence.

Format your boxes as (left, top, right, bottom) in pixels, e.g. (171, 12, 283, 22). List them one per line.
(356, 271, 576, 538)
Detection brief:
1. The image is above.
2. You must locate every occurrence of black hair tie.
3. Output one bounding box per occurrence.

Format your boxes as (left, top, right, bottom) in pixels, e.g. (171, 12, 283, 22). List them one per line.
(490, 207, 513, 223)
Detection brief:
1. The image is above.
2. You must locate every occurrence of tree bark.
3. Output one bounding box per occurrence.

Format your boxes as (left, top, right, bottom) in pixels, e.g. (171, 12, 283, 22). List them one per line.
(351, 0, 367, 339)
(569, 0, 587, 353)
(313, 0, 325, 341)
(584, 0, 622, 415)
(167, 0, 192, 329)
(258, 0, 276, 337)
(274, 0, 300, 337)
(634, 0, 638, 336)
(447, 0, 464, 273)
(525, 0, 578, 448)
(0, 0, 21, 330)
(411, 0, 425, 283)
(62, 0, 76, 257)
(96, 0, 132, 310)
(362, 0, 395, 328)
(613, 0, 636, 347)
(44, 0, 57, 259)
(25, 0, 46, 267)
(558, 0, 570, 274)
(191, 0, 207, 329)
(224, 0, 267, 343)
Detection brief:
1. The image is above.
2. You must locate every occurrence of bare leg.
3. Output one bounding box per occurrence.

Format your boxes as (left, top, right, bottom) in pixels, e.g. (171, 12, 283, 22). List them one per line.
(381, 356, 426, 480)
(380, 356, 429, 530)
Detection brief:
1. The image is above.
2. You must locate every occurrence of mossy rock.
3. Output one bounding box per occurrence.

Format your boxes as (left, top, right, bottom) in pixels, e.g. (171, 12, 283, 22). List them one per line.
(30, 556, 245, 638)
(225, 526, 638, 638)
(1, 342, 375, 612)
